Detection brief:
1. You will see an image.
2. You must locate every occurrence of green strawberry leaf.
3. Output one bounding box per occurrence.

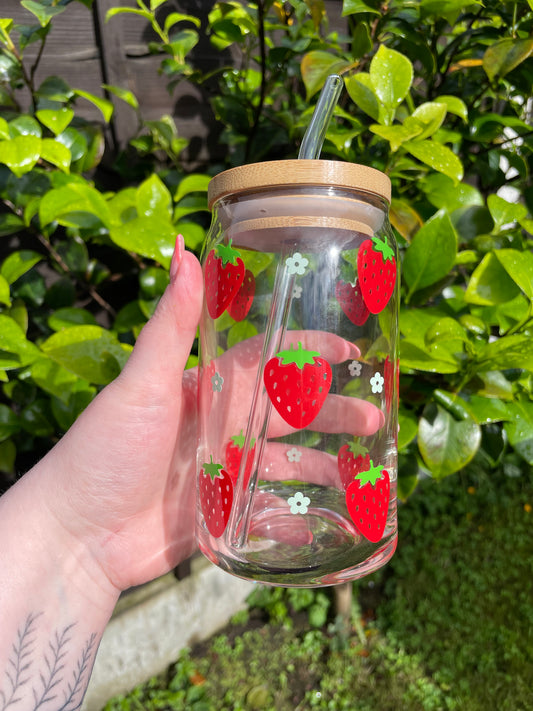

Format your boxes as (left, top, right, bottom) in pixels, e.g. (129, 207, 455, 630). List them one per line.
(371, 236, 395, 263)
(202, 455, 224, 480)
(216, 239, 242, 266)
(355, 460, 385, 486)
(276, 342, 321, 369)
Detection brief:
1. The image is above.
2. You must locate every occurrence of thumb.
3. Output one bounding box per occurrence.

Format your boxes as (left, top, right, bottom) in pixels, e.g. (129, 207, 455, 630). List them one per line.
(117, 234, 204, 391)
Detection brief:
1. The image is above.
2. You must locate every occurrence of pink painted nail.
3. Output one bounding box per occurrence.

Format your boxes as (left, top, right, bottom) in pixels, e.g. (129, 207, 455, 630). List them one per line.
(170, 234, 184, 284)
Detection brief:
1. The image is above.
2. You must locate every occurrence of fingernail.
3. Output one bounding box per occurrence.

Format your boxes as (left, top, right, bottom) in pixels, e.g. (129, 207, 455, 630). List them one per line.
(170, 234, 184, 284)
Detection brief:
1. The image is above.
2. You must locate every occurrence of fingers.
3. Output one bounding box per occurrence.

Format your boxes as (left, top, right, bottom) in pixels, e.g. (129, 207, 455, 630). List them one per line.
(267, 393, 385, 438)
(117, 236, 204, 397)
(258, 442, 341, 487)
(225, 329, 360, 371)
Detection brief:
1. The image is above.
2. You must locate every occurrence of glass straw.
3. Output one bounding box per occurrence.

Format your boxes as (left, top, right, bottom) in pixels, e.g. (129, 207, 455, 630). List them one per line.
(298, 74, 343, 159)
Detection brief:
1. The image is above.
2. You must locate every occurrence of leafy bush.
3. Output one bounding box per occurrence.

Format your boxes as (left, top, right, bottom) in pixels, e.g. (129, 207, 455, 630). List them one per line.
(1, 0, 532, 497)
(378, 464, 533, 710)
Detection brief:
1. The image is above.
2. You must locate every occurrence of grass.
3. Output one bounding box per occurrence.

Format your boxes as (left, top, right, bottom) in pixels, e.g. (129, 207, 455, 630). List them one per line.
(103, 462, 533, 711)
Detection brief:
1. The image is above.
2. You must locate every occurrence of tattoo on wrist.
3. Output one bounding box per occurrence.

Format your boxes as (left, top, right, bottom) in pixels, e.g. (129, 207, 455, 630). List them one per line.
(1, 613, 97, 711)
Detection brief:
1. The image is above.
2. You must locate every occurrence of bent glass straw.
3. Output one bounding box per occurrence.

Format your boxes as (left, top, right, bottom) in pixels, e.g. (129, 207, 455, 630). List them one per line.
(298, 73, 343, 160)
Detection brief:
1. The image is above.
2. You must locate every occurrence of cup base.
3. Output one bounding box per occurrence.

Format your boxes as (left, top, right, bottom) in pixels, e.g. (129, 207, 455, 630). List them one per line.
(199, 508, 397, 588)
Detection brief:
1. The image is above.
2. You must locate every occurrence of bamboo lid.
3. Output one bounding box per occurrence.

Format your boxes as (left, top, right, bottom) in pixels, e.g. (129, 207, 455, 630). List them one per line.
(208, 159, 391, 208)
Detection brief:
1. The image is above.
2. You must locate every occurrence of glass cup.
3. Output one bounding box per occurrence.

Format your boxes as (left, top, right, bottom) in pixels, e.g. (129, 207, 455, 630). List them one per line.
(196, 159, 399, 587)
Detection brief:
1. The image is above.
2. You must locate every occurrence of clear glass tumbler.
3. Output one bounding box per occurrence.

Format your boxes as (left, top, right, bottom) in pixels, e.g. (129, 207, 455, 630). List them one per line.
(196, 159, 399, 587)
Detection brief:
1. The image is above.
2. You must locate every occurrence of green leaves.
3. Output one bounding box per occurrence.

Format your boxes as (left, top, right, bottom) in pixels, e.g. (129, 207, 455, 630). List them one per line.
(346, 45, 413, 126)
(418, 403, 481, 479)
(41, 326, 132, 385)
(483, 38, 533, 82)
(402, 211, 458, 299)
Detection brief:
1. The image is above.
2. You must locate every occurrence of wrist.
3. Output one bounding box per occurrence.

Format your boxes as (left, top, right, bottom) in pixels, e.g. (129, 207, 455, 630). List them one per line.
(2, 464, 121, 615)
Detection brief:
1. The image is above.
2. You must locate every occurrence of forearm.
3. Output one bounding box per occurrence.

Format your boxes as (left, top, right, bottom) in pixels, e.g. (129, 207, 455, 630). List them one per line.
(0, 466, 119, 711)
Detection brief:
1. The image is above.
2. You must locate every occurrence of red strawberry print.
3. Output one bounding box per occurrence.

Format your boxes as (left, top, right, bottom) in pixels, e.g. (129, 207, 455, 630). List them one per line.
(227, 269, 255, 321)
(338, 441, 371, 491)
(346, 460, 390, 543)
(357, 236, 397, 314)
(264, 341, 332, 429)
(204, 239, 245, 318)
(199, 456, 234, 538)
(225, 430, 256, 486)
(335, 279, 370, 325)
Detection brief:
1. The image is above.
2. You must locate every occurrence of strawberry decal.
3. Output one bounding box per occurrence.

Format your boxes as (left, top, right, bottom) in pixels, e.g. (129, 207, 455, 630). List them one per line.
(225, 430, 256, 486)
(338, 441, 370, 491)
(357, 236, 397, 314)
(204, 239, 245, 318)
(346, 460, 390, 543)
(199, 456, 234, 538)
(227, 269, 255, 322)
(335, 279, 370, 325)
(384, 356, 400, 414)
(264, 341, 332, 429)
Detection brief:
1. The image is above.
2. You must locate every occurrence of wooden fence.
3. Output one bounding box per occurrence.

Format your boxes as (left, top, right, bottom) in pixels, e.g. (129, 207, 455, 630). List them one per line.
(4, 0, 347, 169)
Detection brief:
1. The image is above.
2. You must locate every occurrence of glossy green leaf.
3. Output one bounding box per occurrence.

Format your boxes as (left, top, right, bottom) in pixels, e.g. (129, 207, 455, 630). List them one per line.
(342, 0, 380, 15)
(344, 73, 379, 121)
(418, 403, 481, 478)
(73, 89, 114, 123)
(301, 52, 352, 100)
(494, 249, 533, 300)
(105, 7, 152, 22)
(48, 308, 98, 332)
(136, 174, 172, 219)
(0, 135, 41, 177)
(55, 128, 88, 162)
(422, 174, 483, 211)
(0, 275, 10, 307)
(9, 116, 42, 138)
(476, 335, 533, 372)
(370, 123, 422, 152)
(398, 408, 418, 450)
(468, 396, 511, 425)
(109, 215, 176, 268)
(483, 38, 533, 82)
(504, 400, 533, 465)
(20, 399, 54, 437)
(464, 252, 520, 305)
(1, 250, 42, 285)
(35, 75, 74, 102)
(39, 183, 111, 229)
(402, 210, 457, 297)
(0, 404, 19, 441)
(40, 138, 71, 172)
(487, 194, 527, 231)
(424, 317, 467, 347)
(41, 326, 132, 385)
(405, 139, 463, 183)
(164, 11, 201, 33)
(139, 267, 169, 298)
(436, 95, 468, 122)
(400, 340, 459, 374)
(405, 101, 447, 140)
(370, 45, 413, 125)
(36, 108, 74, 135)
(0, 315, 42, 368)
(20, 0, 65, 26)
(0, 117, 9, 139)
(420, 0, 482, 23)
(28, 357, 85, 403)
(174, 173, 211, 202)
(102, 84, 139, 110)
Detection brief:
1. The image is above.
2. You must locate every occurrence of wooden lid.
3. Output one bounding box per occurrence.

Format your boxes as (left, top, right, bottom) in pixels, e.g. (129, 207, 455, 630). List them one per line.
(208, 159, 391, 208)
